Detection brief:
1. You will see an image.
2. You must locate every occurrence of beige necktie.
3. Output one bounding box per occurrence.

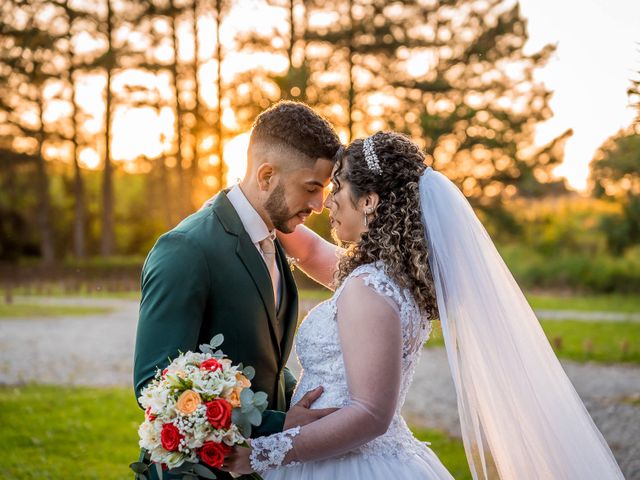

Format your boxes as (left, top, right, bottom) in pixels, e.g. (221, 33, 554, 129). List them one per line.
(259, 236, 279, 306)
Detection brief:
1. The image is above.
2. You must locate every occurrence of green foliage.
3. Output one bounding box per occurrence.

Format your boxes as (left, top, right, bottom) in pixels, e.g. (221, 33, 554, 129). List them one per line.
(590, 129, 640, 254)
(501, 244, 640, 294)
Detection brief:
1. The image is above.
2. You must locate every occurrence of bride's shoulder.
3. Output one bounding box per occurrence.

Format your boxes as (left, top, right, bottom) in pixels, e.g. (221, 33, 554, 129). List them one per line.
(336, 262, 403, 305)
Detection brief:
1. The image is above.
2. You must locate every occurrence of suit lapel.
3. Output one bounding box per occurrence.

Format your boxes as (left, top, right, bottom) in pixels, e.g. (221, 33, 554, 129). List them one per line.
(211, 192, 281, 357)
(275, 239, 299, 366)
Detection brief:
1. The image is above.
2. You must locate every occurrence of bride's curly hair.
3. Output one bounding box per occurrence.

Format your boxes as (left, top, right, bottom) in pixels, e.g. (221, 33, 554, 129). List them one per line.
(333, 131, 438, 319)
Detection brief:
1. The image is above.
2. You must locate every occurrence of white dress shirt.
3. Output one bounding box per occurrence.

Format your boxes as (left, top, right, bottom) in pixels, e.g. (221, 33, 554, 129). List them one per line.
(226, 185, 281, 306)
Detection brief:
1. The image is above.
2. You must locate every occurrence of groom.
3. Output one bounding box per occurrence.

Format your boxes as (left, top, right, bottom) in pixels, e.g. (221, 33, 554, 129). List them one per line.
(133, 101, 342, 479)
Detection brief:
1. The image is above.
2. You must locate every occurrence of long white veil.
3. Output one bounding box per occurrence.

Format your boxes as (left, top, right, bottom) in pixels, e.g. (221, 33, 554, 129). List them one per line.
(419, 167, 624, 480)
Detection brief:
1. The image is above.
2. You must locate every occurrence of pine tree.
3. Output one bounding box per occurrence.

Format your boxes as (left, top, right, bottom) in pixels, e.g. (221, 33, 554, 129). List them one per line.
(0, 0, 61, 263)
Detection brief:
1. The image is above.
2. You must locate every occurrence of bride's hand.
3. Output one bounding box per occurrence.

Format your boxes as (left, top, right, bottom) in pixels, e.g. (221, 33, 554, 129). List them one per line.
(220, 444, 254, 475)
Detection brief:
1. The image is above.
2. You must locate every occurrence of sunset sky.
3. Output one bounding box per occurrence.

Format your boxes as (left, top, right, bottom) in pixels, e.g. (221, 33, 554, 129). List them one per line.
(519, 0, 640, 190)
(73, 0, 640, 191)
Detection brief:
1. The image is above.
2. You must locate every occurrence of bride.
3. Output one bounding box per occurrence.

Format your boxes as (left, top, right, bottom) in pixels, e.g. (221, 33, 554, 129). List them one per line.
(221, 131, 624, 479)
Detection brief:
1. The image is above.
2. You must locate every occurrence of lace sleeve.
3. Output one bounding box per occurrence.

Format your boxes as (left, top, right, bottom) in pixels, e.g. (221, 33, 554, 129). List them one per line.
(249, 426, 301, 471)
(248, 276, 403, 473)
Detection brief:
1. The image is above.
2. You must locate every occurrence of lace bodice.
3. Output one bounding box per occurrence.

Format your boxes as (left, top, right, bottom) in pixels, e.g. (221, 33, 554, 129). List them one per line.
(250, 262, 434, 472)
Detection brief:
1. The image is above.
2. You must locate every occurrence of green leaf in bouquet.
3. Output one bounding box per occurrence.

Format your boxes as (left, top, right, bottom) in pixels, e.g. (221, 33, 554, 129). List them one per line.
(247, 407, 262, 426)
(192, 463, 218, 479)
(210, 334, 224, 349)
(252, 391, 268, 409)
(130, 462, 149, 475)
(240, 389, 254, 413)
(232, 408, 252, 437)
(236, 363, 244, 370)
(167, 462, 200, 478)
(242, 366, 256, 381)
(199, 344, 214, 354)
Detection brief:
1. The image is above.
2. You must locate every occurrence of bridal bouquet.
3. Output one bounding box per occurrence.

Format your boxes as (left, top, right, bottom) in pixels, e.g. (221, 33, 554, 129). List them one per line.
(130, 334, 266, 480)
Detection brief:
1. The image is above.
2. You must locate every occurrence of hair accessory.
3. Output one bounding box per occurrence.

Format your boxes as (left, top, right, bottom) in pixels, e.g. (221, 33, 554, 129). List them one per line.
(363, 137, 382, 175)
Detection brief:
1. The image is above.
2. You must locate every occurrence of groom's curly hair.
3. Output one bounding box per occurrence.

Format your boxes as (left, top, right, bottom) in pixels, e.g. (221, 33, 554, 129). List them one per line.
(249, 101, 342, 165)
(333, 131, 438, 319)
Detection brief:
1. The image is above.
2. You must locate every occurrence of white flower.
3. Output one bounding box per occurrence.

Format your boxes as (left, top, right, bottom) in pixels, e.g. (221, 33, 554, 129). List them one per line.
(138, 421, 159, 451)
(222, 424, 245, 445)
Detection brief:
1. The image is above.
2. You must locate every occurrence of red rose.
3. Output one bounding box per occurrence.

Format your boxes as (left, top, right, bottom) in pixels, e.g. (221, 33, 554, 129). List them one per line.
(161, 368, 168, 377)
(145, 407, 157, 421)
(198, 441, 232, 469)
(205, 399, 232, 429)
(200, 358, 223, 372)
(160, 423, 182, 451)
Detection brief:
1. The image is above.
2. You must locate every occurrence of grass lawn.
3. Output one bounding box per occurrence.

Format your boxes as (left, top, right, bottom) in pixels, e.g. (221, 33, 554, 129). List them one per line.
(299, 289, 640, 314)
(412, 427, 472, 479)
(526, 293, 640, 313)
(7, 285, 640, 315)
(0, 385, 470, 480)
(0, 385, 141, 479)
(427, 319, 640, 364)
(0, 304, 112, 318)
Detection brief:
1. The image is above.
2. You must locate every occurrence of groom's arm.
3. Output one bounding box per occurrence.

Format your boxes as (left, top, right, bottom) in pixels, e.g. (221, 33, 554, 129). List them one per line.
(133, 232, 210, 403)
(283, 366, 297, 409)
(253, 368, 297, 437)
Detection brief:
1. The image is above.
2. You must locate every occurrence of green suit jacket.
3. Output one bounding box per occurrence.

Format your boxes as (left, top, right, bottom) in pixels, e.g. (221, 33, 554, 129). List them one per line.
(133, 191, 299, 479)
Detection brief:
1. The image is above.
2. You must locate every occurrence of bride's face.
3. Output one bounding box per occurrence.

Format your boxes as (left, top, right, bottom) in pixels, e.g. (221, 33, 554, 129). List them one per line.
(324, 164, 368, 243)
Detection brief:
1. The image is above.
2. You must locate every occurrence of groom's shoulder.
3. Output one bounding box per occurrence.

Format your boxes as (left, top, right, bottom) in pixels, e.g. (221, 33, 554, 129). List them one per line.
(156, 196, 237, 253)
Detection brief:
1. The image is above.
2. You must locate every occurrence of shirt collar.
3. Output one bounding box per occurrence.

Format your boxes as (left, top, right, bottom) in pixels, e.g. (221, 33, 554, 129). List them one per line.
(227, 184, 275, 244)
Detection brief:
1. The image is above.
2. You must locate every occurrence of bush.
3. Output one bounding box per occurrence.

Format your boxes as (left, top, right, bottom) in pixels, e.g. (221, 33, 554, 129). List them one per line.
(500, 245, 640, 293)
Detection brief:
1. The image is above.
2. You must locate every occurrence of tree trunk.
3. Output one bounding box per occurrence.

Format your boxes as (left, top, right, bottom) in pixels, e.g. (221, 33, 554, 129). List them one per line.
(170, 0, 186, 217)
(287, 0, 295, 68)
(71, 68, 86, 259)
(36, 95, 55, 264)
(347, 0, 354, 142)
(65, 0, 86, 259)
(215, 0, 224, 190)
(101, 0, 115, 256)
(190, 0, 201, 209)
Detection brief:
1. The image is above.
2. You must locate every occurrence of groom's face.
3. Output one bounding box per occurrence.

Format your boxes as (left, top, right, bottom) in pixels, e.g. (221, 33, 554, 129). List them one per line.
(264, 157, 334, 233)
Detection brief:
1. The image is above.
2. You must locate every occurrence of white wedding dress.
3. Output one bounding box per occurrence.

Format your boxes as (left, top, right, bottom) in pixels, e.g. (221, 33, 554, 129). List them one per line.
(250, 262, 454, 479)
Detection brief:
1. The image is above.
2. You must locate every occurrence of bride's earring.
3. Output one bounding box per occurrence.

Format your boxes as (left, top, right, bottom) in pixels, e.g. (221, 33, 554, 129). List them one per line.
(364, 210, 371, 227)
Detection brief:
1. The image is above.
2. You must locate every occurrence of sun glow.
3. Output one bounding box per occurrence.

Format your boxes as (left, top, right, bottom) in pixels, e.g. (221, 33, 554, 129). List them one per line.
(223, 132, 251, 185)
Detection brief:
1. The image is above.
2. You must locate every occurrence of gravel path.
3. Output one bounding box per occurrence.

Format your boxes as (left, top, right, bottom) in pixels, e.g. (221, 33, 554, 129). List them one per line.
(1, 297, 638, 479)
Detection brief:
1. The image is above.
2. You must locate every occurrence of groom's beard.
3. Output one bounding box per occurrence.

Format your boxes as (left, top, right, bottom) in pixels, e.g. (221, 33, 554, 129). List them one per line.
(265, 182, 299, 233)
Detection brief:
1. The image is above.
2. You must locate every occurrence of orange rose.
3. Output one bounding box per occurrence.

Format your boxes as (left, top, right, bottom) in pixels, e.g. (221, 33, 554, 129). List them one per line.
(235, 373, 251, 389)
(175, 389, 201, 415)
(227, 387, 241, 407)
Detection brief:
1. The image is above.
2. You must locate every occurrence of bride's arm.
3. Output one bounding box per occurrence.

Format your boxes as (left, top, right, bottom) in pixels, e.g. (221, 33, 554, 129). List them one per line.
(246, 276, 402, 471)
(277, 225, 346, 290)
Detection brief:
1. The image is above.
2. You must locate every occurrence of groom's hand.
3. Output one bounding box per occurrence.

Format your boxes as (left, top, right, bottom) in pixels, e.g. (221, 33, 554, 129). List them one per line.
(283, 386, 339, 430)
